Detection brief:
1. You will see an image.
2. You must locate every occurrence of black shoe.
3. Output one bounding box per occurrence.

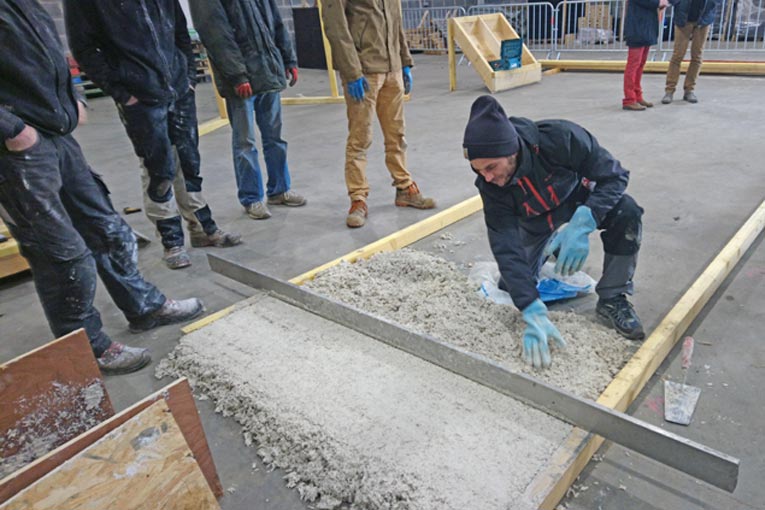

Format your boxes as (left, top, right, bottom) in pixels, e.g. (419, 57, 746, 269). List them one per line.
(596, 295, 645, 340)
(129, 297, 205, 333)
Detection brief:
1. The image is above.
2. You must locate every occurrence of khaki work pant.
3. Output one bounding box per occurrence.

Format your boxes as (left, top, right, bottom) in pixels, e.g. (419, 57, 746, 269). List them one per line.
(344, 71, 413, 202)
(665, 22, 711, 93)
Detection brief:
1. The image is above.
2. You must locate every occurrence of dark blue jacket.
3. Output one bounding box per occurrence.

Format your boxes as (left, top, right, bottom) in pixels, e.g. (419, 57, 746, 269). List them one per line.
(624, 0, 662, 47)
(189, 0, 297, 98)
(64, 0, 196, 106)
(476, 118, 629, 310)
(672, 0, 720, 27)
(0, 0, 79, 141)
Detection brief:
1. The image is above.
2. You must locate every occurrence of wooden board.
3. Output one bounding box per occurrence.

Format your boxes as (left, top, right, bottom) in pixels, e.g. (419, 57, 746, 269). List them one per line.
(0, 221, 29, 279)
(539, 59, 765, 76)
(1, 401, 220, 510)
(0, 378, 223, 503)
(0, 330, 113, 478)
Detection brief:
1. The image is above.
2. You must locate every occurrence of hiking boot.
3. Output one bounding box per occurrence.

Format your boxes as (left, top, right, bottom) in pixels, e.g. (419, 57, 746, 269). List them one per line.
(163, 246, 191, 270)
(395, 182, 436, 209)
(129, 297, 205, 333)
(661, 92, 674, 104)
(190, 229, 242, 248)
(97, 342, 151, 375)
(267, 190, 307, 207)
(638, 99, 654, 108)
(245, 201, 271, 220)
(683, 91, 698, 103)
(596, 295, 645, 340)
(346, 200, 367, 228)
(622, 102, 646, 111)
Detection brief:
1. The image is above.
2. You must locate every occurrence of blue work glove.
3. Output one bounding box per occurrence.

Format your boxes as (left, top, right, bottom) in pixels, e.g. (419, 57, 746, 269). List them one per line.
(402, 66, 413, 94)
(544, 205, 597, 276)
(521, 299, 567, 369)
(347, 76, 369, 102)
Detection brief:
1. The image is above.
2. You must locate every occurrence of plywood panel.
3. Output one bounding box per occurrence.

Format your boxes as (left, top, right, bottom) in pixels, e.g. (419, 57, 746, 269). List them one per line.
(1, 401, 220, 510)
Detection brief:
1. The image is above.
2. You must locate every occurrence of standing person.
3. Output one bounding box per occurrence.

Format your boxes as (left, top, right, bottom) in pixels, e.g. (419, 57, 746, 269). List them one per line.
(463, 96, 645, 369)
(0, 0, 205, 375)
(623, 0, 671, 110)
(64, 0, 242, 270)
(662, 0, 720, 104)
(321, 0, 436, 228)
(188, 0, 307, 221)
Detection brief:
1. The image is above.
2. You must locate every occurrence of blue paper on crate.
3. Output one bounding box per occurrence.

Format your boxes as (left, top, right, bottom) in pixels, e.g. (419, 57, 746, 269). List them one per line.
(488, 38, 523, 71)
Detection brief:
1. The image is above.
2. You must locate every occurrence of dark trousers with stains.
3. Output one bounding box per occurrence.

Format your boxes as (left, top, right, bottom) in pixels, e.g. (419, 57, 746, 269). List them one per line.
(0, 133, 165, 356)
(118, 88, 217, 249)
(505, 193, 643, 299)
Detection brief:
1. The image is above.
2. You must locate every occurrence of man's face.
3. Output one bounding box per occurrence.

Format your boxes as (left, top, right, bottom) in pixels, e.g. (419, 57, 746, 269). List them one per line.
(471, 155, 518, 187)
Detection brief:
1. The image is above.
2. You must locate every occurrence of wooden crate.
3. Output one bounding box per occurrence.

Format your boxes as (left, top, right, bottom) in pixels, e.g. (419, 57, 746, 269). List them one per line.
(450, 13, 541, 93)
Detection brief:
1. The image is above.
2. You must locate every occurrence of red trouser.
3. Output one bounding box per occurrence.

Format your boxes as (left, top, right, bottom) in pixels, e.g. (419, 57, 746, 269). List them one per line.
(623, 46, 650, 106)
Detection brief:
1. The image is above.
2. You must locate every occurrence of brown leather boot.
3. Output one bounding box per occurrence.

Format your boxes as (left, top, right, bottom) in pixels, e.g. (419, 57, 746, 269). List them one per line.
(395, 182, 436, 209)
(622, 102, 646, 111)
(638, 99, 654, 107)
(346, 200, 367, 228)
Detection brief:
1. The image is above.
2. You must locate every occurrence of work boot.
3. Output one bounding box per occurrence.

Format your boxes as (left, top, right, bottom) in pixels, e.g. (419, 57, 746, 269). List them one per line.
(395, 182, 436, 209)
(661, 92, 674, 104)
(245, 201, 271, 220)
(97, 342, 151, 375)
(346, 200, 368, 228)
(129, 297, 205, 333)
(683, 91, 698, 103)
(267, 190, 307, 207)
(622, 102, 646, 111)
(163, 246, 191, 270)
(596, 295, 645, 340)
(190, 229, 242, 248)
(638, 99, 654, 108)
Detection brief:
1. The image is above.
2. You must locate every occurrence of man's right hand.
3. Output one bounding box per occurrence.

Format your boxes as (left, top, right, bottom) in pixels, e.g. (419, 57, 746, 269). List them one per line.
(346, 77, 369, 102)
(5, 125, 38, 152)
(235, 82, 254, 99)
(521, 299, 567, 368)
(659, 0, 670, 8)
(125, 96, 139, 106)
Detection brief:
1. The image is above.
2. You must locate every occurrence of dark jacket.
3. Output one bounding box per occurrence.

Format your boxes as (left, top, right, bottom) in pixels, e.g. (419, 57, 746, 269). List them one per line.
(672, 0, 719, 27)
(0, 0, 79, 142)
(477, 118, 629, 310)
(189, 0, 297, 98)
(624, 0, 662, 47)
(64, 0, 196, 106)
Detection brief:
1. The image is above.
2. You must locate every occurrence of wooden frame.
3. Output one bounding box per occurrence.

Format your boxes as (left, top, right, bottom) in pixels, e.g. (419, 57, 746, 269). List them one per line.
(539, 59, 765, 76)
(449, 14, 542, 93)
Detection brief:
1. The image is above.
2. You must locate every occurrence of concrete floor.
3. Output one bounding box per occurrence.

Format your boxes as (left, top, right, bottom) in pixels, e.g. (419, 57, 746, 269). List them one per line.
(1, 55, 763, 509)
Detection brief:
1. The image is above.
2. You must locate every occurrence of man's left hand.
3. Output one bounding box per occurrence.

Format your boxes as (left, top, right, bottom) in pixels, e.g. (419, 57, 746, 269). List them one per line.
(286, 67, 298, 87)
(545, 205, 597, 276)
(402, 66, 413, 95)
(77, 100, 88, 127)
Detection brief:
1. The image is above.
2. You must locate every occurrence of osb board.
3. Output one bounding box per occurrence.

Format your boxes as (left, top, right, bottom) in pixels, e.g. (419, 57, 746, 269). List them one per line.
(0, 401, 220, 510)
(0, 378, 223, 503)
(0, 330, 113, 471)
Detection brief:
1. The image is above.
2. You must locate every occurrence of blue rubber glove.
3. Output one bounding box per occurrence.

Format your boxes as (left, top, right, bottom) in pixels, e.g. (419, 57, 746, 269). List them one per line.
(347, 77, 369, 102)
(544, 205, 597, 276)
(521, 299, 567, 369)
(402, 66, 413, 94)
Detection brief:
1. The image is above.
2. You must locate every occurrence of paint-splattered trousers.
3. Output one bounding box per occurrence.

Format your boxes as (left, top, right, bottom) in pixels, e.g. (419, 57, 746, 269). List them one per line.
(501, 193, 643, 300)
(118, 87, 218, 249)
(0, 133, 165, 356)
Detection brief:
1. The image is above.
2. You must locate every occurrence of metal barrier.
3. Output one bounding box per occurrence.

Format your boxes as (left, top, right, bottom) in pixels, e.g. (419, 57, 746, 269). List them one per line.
(466, 3, 559, 56)
(402, 6, 467, 52)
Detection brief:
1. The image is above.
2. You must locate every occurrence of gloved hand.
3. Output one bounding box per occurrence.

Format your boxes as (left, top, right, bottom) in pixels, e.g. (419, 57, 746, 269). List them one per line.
(402, 66, 413, 94)
(521, 299, 567, 368)
(286, 66, 298, 87)
(544, 205, 597, 276)
(235, 81, 253, 99)
(346, 76, 369, 102)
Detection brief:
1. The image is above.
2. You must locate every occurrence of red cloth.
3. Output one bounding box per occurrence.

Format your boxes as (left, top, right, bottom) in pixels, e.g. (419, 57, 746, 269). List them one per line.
(623, 46, 650, 106)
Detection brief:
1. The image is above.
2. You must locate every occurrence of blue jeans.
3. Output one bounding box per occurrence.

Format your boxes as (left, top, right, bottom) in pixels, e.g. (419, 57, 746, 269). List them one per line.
(226, 92, 291, 206)
(0, 134, 166, 356)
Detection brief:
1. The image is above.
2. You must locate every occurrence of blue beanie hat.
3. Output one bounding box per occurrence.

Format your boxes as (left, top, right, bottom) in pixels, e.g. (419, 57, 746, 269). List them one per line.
(463, 95, 520, 160)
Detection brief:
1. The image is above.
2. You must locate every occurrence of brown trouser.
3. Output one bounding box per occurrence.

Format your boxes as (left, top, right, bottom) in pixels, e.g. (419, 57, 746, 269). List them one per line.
(344, 71, 413, 202)
(665, 22, 711, 93)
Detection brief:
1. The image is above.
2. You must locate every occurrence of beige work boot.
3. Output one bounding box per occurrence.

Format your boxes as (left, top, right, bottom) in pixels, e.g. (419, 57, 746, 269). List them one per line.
(346, 200, 368, 228)
(395, 182, 436, 209)
(190, 229, 242, 248)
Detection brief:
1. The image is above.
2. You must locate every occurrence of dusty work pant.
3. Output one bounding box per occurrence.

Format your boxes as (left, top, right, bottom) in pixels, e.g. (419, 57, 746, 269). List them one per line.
(0, 133, 165, 356)
(344, 71, 413, 202)
(225, 92, 291, 207)
(623, 46, 650, 106)
(665, 22, 711, 94)
(118, 88, 218, 249)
